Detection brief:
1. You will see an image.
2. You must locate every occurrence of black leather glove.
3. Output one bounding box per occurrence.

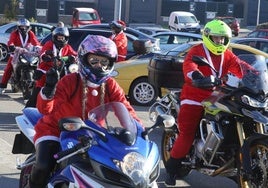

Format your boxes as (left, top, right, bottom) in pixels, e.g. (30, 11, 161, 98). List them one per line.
(9, 45, 16, 52)
(192, 71, 204, 80)
(33, 70, 44, 80)
(42, 54, 52, 62)
(42, 50, 54, 62)
(192, 75, 222, 88)
(45, 50, 54, 56)
(42, 68, 60, 98)
(68, 55, 76, 64)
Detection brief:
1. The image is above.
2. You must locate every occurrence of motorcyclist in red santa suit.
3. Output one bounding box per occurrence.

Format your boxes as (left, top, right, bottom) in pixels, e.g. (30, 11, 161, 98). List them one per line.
(109, 20, 128, 62)
(0, 18, 41, 94)
(25, 26, 77, 107)
(26, 35, 142, 187)
(165, 19, 254, 186)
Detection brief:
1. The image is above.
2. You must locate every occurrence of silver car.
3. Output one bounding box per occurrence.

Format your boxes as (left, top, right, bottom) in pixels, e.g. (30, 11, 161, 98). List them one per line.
(151, 31, 202, 53)
(0, 22, 53, 62)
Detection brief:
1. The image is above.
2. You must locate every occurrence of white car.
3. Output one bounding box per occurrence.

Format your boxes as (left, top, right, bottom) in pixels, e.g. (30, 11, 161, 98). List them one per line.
(152, 31, 202, 53)
(0, 22, 53, 62)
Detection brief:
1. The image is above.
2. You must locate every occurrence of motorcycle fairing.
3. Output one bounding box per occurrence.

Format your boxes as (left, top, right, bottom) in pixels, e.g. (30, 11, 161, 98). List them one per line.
(49, 165, 105, 188)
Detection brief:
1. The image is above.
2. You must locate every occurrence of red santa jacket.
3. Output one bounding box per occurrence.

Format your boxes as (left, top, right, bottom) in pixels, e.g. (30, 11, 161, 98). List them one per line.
(110, 31, 127, 62)
(35, 40, 77, 88)
(34, 73, 141, 144)
(8, 30, 40, 47)
(180, 43, 251, 103)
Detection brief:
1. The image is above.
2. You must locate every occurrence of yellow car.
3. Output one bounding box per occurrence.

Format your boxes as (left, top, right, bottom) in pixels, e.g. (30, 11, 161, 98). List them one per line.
(114, 41, 268, 106)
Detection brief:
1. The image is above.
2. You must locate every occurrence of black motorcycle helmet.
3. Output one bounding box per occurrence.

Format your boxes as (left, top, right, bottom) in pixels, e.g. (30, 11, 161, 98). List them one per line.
(52, 27, 70, 49)
(17, 18, 31, 36)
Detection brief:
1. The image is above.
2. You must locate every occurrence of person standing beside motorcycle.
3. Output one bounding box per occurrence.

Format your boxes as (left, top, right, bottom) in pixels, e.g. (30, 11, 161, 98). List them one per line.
(165, 19, 254, 185)
(0, 18, 41, 94)
(25, 35, 142, 187)
(109, 20, 128, 62)
(25, 26, 77, 107)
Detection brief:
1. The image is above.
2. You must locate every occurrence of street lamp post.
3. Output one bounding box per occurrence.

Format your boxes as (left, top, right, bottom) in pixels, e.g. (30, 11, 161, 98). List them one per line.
(256, 0, 260, 26)
(114, 0, 122, 21)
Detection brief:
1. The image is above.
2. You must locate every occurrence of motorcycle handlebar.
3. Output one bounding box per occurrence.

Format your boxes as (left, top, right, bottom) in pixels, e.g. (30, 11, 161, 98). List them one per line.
(54, 142, 90, 162)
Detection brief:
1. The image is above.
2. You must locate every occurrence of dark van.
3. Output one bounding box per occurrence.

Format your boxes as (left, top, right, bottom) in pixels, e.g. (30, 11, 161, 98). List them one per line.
(72, 8, 101, 28)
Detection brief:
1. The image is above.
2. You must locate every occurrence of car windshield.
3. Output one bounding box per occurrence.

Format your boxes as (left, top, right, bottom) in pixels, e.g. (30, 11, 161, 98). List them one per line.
(79, 12, 98, 21)
(179, 16, 197, 23)
(165, 43, 194, 56)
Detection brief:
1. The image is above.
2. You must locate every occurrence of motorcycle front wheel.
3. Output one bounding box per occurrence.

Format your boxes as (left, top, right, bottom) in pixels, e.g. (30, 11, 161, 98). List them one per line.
(19, 154, 35, 188)
(161, 129, 177, 167)
(161, 128, 191, 177)
(238, 139, 268, 188)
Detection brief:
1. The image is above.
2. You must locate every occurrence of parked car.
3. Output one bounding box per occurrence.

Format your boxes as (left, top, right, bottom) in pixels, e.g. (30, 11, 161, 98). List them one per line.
(41, 28, 141, 60)
(168, 11, 201, 33)
(216, 16, 240, 36)
(135, 27, 170, 36)
(114, 41, 268, 106)
(72, 7, 101, 28)
(151, 31, 202, 52)
(231, 37, 268, 53)
(247, 29, 268, 39)
(0, 22, 53, 62)
(80, 23, 160, 52)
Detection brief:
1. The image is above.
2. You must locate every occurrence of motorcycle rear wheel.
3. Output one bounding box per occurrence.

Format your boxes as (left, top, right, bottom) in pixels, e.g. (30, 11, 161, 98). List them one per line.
(238, 140, 268, 188)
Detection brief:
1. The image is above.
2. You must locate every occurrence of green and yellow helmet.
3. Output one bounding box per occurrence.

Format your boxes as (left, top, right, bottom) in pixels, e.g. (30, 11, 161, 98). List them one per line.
(202, 19, 232, 55)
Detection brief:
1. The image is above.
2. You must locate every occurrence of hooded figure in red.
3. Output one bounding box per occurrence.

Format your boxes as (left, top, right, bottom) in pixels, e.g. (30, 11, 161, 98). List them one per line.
(109, 20, 128, 62)
(26, 35, 142, 187)
(0, 18, 41, 94)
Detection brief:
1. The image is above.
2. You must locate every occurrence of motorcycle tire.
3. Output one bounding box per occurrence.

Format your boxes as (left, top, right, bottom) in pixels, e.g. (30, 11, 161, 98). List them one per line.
(238, 139, 268, 188)
(11, 84, 20, 93)
(161, 129, 177, 167)
(19, 154, 35, 188)
(161, 128, 191, 178)
(22, 85, 31, 100)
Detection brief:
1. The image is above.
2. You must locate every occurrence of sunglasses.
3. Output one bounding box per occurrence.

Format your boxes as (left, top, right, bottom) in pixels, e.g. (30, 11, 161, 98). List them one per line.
(88, 57, 110, 67)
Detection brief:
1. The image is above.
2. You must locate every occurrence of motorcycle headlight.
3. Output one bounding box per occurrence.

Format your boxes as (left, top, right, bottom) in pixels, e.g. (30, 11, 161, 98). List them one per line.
(30, 57, 39, 66)
(241, 94, 267, 108)
(120, 152, 156, 187)
(19, 56, 27, 63)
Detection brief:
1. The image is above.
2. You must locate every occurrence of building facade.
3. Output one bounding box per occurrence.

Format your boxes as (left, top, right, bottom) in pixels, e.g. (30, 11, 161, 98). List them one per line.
(1, 0, 267, 27)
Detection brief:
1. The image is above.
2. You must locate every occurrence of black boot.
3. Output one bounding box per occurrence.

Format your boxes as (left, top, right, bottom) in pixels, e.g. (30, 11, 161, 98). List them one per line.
(165, 157, 182, 186)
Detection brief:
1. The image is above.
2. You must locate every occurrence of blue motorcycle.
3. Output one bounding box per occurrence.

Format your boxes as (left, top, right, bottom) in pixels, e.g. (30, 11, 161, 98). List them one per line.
(14, 102, 174, 188)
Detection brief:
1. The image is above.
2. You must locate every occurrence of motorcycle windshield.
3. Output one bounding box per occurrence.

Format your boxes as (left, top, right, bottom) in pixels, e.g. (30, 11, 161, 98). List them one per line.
(239, 54, 268, 95)
(87, 102, 137, 136)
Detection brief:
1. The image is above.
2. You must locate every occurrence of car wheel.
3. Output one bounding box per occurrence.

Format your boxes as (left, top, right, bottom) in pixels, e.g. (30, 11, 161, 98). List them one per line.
(129, 77, 159, 106)
(0, 44, 9, 62)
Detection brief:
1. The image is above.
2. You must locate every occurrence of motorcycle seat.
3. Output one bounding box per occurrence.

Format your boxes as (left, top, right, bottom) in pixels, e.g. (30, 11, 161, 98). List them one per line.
(22, 107, 43, 125)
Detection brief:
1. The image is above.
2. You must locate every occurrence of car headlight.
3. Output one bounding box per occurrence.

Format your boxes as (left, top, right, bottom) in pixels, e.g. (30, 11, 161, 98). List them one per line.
(120, 152, 155, 187)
